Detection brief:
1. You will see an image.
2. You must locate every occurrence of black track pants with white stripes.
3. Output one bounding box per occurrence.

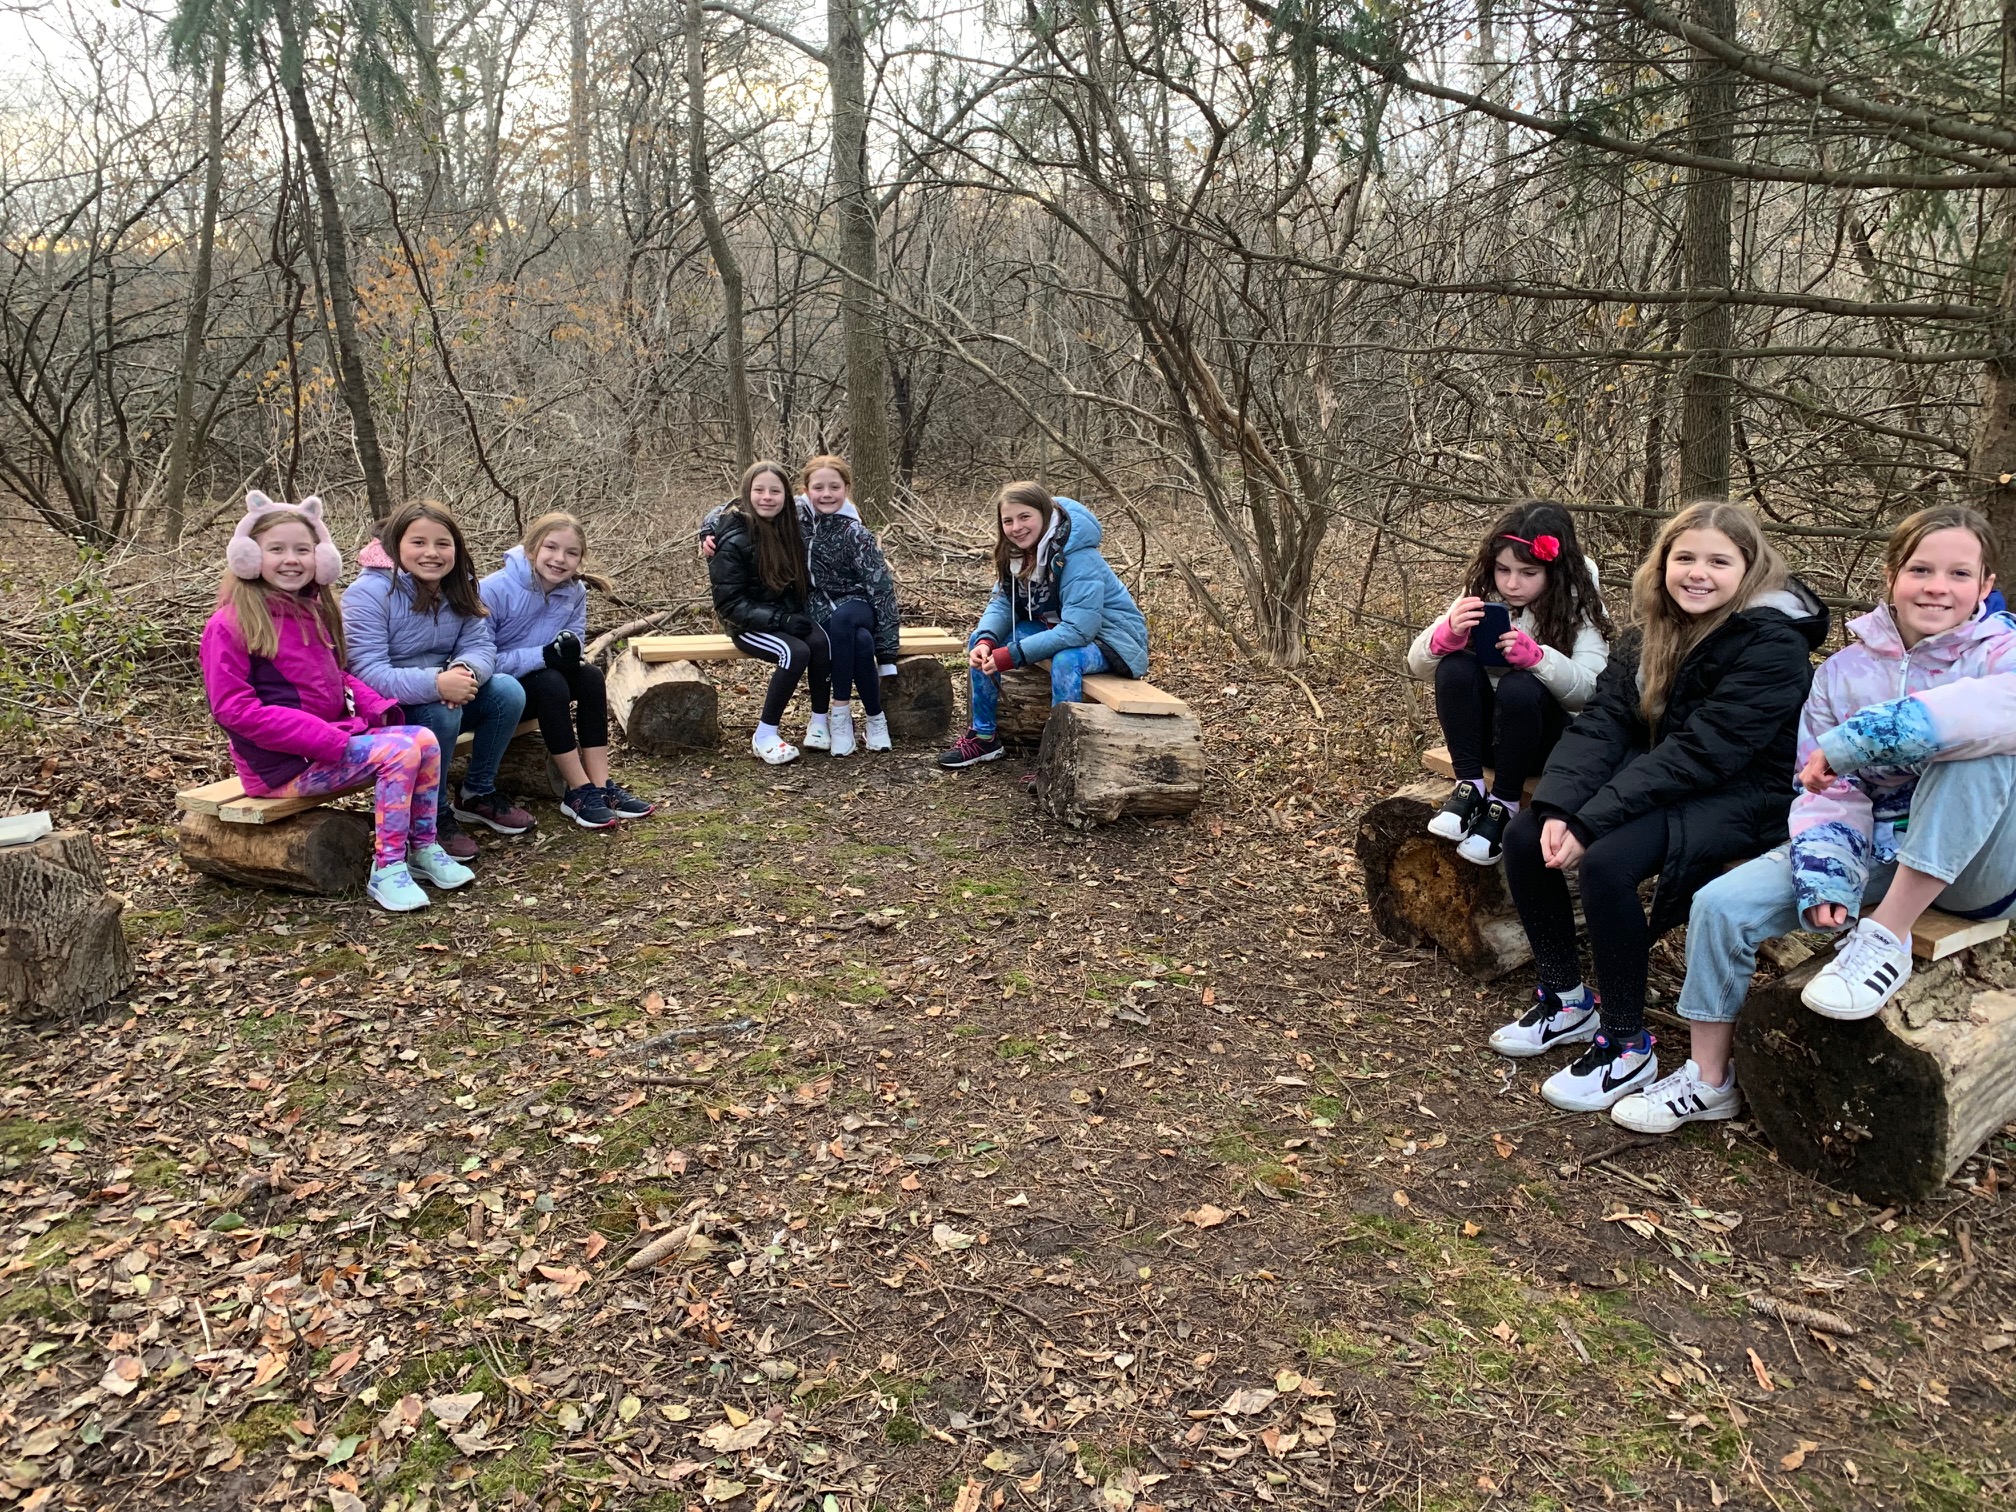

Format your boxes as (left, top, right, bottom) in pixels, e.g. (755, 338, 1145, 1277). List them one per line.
(732, 628, 832, 726)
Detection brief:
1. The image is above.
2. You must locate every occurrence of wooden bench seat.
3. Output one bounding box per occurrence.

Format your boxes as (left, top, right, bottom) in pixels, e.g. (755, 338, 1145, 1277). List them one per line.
(631, 626, 965, 663)
(1420, 744, 1538, 800)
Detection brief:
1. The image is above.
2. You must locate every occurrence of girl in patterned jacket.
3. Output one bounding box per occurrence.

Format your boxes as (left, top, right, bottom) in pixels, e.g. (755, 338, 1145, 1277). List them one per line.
(1612, 506, 2015, 1135)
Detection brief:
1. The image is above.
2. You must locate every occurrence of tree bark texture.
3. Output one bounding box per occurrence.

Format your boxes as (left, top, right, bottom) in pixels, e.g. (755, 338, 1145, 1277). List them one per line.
(687, 0, 754, 470)
(990, 668, 1056, 746)
(1032, 703, 1205, 827)
(1355, 780, 1536, 980)
(1678, 0, 1736, 498)
(0, 832, 134, 1014)
(1734, 935, 2016, 1204)
(178, 809, 373, 895)
(161, 31, 228, 543)
(827, 0, 894, 519)
(878, 656, 953, 742)
(1972, 0, 2016, 546)
(608, 652, 720, 753)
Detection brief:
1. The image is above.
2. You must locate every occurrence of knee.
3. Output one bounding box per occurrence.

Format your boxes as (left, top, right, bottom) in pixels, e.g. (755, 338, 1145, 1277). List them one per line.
(1494, 669, 1545, 708)
(407, 726, 441, 762)
(572, 663, 604, 695)
(1502, 806, 1546, 863)
(1434, 650, 1482, 688)
(489, 673, 526, 716)
(1577, 835, 1639, 895)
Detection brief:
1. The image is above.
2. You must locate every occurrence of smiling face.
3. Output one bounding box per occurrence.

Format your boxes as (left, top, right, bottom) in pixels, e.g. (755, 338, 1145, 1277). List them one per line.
(532, 526, 584, 588)
(1663, 527, 1747, 617)
(805, 467, 849, 514)
(746, 471, 789, 518)
(1493, 547, 1547, 610)
(1000, 499, 1047, 552)
(257, 519, 319, 594)
(1890, 526, 1993, 647)
(398, 518, 458, 583)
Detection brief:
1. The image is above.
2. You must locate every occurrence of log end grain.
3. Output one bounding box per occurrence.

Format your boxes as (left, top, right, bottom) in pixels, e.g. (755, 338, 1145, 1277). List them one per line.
(609, 652, 720, 753)
(1354, 782, 1532, 981)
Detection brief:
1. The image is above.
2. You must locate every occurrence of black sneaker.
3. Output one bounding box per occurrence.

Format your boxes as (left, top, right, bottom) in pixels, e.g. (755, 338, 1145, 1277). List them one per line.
(1426, 781, 1484, 840)
(1456, 798, 1513, 866)
(937, 730, 1005, 769)
(453, 787, 536, 834)
(602, 782, 654, 819)
(560, 783, 619, 829)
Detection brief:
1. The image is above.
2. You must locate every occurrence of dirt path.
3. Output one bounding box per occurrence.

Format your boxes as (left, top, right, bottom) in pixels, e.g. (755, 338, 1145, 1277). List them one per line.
(2, 641, 2012, 1512)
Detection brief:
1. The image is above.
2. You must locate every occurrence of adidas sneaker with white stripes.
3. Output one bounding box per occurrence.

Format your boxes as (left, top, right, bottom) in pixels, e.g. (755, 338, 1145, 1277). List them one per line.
(1801, 918, 1912, 1021)
(1610, 1061, 1741, 1135)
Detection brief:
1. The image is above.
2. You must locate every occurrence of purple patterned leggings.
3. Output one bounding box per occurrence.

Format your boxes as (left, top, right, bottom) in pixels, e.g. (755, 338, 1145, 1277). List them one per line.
(267, 729, 441, 868)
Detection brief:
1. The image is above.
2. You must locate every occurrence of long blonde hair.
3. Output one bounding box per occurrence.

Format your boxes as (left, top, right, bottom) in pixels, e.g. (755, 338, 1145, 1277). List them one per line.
(522, 511, 613, 593)
(1630, 500, 1787, 724)
(215, 508, 347, 662)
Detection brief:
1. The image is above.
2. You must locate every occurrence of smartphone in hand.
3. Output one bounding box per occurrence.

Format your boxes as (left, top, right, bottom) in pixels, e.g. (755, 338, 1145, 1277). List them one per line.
(1470, 602, 1513, 666)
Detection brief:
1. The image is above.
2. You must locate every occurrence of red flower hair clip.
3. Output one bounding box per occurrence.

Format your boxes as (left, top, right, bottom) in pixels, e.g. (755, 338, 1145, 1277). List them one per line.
(1501, 532, 1561, 563)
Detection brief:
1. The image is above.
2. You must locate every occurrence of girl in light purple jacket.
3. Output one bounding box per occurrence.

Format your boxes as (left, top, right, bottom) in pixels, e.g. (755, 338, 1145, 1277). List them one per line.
(199, 493, 474, 912)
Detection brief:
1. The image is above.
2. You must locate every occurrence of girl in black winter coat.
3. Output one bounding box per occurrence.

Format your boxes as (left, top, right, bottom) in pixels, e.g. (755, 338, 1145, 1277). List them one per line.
(709, 460, 831, 765)
(1489, 500, 1828, 1113)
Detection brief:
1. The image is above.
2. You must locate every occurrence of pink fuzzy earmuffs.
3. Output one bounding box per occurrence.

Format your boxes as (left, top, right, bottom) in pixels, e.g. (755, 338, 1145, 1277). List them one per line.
(227, 491, 343, 586)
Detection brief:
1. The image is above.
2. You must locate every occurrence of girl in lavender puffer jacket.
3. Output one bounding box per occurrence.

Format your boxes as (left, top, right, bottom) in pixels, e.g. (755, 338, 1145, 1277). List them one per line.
(198, 492, 473, 912)
(1613, 505, 2016, 1137)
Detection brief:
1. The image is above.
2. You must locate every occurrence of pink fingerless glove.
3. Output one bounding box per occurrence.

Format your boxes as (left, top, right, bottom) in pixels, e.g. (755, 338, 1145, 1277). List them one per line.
(1502, 629, 1544, 669)
(1427, 617, 1469, 657)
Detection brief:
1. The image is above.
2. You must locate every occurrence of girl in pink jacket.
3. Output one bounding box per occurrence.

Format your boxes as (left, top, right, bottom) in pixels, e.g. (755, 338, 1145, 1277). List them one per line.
(198, 493, 475, 912)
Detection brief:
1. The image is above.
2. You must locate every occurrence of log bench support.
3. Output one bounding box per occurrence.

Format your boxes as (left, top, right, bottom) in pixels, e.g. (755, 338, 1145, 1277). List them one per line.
(986, 667, 1204, 827)
(0, 831, 135, 1014)
(1356, 778, 1536, 980)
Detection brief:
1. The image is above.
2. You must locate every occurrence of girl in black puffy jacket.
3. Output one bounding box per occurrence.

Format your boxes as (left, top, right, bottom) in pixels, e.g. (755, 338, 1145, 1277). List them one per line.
(708, 460, 830, 765)
(1489, 500, 1828, 1114)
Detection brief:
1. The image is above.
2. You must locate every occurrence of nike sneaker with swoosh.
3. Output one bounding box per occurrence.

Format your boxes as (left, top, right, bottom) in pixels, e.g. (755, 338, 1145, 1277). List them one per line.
(1488, 987, 1601, 1058)
(1542, 1032, 1657, 1112)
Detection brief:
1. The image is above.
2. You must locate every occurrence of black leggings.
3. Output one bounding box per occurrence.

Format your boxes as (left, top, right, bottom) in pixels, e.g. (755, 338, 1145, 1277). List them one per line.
(732, 627, 831, 725)
(825, 598, 883, 715)
(520, 663, 608, 757)
(1501, 804, 1670, 1037)
(1434, 654, 1566, 800)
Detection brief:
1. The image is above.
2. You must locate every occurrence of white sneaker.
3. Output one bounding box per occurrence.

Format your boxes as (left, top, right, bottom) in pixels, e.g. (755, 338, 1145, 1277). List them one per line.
(1801, 919, 1912, 1020)
(1542, 1033, 1657, 1112)
(367, 862, 430, 913)
(828, 707, 857, 756)
(863, 712, 892, 751)
(1489, 988, 1600, 1058)
(752, 729, 800, 765)
(803, 713, 831, 751)
(408, 842, 475, 890)
(1611, 1060, 1741, 1134)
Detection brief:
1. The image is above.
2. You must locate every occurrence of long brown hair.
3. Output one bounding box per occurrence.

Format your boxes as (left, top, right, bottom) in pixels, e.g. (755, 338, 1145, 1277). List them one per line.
(992, 480, 1056, 583)
(216, 509, 347, 662)
(522, 511, 613, 593)
(1884, 504, 1999, 594)
(1459, 500, 1612, 654)
(1631, 500, 1788, 724)
(382, 499, 487, 619)
(734, 460, 808, 598)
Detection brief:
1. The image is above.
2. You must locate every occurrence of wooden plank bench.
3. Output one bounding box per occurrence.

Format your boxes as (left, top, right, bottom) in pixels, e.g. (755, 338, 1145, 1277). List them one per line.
(631, 626, 966, 662)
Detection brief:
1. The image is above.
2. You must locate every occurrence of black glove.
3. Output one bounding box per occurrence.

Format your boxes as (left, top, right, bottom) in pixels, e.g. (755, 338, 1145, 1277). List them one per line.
(782, 614, 817, 640)
(542, 631, 583, 670)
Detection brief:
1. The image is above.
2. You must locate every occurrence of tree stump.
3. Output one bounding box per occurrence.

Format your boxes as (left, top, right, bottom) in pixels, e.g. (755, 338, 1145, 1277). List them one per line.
(992, 668, 1055, 745)
(495, 739, 566, 800)
(878, 656, 953, 742)
(0, 831, 134, 1014)
(1032, 703, 1205, 827)
(178, 809, 372, 896)
(1355, 780, 1535, 980)
(1733, 934, 2016, 1204)
(608, 651, 719, 753)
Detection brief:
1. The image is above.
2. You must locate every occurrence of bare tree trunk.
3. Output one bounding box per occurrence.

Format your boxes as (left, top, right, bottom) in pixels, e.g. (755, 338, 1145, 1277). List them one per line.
(273, 0, 394, 521)
(686, 0, 753, 470)
(570, 0, 593, 224)
(1973, 0, 2016, 545)
(827, 0, 893, 519)
(161, 32, 227, 542)
(1678, 0, 1736, 498)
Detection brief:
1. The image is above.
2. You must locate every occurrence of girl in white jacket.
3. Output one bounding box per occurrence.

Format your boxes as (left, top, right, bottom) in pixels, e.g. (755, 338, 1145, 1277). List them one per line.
(1407, 502, 1612, 863)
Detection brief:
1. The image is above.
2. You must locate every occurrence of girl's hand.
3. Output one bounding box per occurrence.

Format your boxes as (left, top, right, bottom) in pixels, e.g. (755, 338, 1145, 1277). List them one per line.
(699, 536, 717, 560)
(968, 640, 996, 670)
(1541, 818, 1585, 871)
(436, 665, 478, 705)
(1798, 748, 1837, 794)
(988, 645, 1016, 674)
(1499, 628, 1544, 669)
(1804, 902, 1848, 930)
(1445, 596, 1486, 635)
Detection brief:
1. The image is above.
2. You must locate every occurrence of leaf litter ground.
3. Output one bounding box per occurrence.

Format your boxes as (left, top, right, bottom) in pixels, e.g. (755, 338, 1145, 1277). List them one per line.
(2, 572, 2014, 1512)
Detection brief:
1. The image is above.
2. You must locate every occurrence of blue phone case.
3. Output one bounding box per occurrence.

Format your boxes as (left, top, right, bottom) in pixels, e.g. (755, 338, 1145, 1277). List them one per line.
(1470, 603, 1514, 667)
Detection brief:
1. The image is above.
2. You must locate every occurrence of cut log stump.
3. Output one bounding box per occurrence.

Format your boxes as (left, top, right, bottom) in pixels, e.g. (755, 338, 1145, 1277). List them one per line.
(992, 668, 1055, 746)
(1033, 703, 1204, 827)
(1355, 779, 1534, 980)
(0, 831, 134, 1014)
(609, 651, 719, 754)
(1733, 933, 2016, 1205)
(879, 656, 954, 742)
(178, 809, 372, 896)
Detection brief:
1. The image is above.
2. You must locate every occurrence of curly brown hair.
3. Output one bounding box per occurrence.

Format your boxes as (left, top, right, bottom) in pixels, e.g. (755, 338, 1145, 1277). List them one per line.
(1459, 500, 1611, 655)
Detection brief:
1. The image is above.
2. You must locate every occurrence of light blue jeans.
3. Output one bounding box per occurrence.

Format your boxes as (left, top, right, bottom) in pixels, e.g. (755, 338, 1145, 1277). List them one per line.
(1678, 753, 2016, 1023)
(967, 621, 1109, 736)
(404, 672, 527, 805)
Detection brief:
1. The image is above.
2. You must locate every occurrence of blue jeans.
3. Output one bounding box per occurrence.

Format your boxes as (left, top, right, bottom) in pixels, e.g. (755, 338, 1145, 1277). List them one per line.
(404, 673, 527, 806)
(1677, 753, 2016, 1023)
(967, 622, 1108, 736)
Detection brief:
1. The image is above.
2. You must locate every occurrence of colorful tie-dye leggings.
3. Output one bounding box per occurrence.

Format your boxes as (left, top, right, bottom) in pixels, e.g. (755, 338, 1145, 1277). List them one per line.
(266, 728, 441, 868)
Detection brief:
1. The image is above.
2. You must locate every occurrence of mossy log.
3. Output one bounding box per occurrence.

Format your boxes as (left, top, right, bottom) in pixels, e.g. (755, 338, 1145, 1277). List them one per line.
(878, 656, 954, 742)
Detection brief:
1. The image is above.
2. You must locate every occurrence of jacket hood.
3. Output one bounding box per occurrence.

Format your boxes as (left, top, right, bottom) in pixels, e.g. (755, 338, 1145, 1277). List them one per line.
(357, 536, 395, 571)
(1846, 591, 2011, 660)
(500, 543, 580, 596)
(1738, 577, 1829, 650)
(1055, 497, 1103, 554)
(803, 497, 862, 523)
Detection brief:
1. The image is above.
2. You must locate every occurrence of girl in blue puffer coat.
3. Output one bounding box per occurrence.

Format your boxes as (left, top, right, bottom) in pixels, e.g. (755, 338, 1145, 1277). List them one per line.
(480, 513, 654, 829)
(939, 483, 1151, 768)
